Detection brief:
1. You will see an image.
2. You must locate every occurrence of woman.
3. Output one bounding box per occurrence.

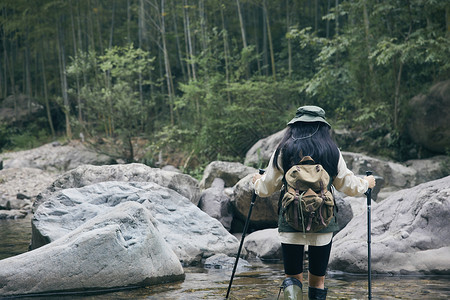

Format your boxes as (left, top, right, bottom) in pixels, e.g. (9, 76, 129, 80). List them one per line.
(252, 106, 376, 300)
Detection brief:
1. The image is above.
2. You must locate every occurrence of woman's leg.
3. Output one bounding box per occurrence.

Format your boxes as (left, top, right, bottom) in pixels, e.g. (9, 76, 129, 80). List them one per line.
(281, 243, 305, 299)
(307, 241, 332, 299)
(281, 243, 305, 282)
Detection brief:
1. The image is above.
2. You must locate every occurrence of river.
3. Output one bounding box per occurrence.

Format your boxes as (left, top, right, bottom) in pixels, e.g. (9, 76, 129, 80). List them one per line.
(1, 216, 449, 299)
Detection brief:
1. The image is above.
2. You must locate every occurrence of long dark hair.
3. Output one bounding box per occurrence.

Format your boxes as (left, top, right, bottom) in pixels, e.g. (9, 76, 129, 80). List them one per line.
(273, 122, 339, 177)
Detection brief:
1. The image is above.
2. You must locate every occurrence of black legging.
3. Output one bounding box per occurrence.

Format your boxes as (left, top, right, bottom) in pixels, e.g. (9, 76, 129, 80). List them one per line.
(281, 241, 332, 277)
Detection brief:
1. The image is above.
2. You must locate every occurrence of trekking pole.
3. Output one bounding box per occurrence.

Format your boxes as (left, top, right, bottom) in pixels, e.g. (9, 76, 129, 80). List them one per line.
(364, 171, 373, 300)
(225, 169, 265, 299)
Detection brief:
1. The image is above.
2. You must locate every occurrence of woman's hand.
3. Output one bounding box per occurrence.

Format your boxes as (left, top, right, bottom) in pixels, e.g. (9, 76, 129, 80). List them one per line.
(364, 175, 376, 189)
(252, 173, 262, 184)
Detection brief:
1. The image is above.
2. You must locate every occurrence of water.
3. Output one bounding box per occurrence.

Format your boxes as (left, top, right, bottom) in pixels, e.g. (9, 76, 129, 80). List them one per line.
(1, 217, 450, 300)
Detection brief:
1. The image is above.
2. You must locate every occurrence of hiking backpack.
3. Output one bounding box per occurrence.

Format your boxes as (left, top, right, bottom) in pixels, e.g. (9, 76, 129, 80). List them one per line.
(280, 156, 335, 233)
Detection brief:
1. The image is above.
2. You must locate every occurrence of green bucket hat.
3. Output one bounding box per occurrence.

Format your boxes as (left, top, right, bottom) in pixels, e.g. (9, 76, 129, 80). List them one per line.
(287, 105, 331, 127)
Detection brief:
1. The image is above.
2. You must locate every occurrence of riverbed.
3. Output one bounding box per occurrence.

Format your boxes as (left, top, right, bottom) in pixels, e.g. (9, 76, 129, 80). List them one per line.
(1, 216, 449, 299)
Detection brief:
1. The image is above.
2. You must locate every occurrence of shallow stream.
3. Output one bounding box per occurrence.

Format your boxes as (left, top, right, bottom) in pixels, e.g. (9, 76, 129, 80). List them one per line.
(1, 216, 449, 299)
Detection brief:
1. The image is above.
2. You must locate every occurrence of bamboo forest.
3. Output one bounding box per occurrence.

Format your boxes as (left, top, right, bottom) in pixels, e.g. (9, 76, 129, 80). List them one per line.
(1, 0, 449, 173)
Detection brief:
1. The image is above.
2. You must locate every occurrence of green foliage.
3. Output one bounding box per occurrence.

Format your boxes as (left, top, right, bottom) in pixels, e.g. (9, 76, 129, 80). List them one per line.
(2, 0, 449, 166)
(67, 45, 155, 162)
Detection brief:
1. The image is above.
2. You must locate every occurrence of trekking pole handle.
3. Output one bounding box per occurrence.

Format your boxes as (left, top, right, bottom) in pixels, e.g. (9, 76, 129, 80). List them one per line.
(365, 171, 373, 205)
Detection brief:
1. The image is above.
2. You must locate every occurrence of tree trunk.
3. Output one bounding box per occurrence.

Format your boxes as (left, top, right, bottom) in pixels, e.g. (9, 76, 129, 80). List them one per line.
(393, 60, 403, 131)
(236, 0, 247, 48)
(161, 0, 175, 125)
(335, 0, 339, 36)
(263, 0, 276, 80)
(109, 0, 116, 48)
(286, 0, 292, 77)
(40, 50, 55, 137)
(2, 9, 17, 121)
(171, 1, 186, 81)
(57, 17, 72, 140)
(220, 4, 231, 104)
(184, 0, 196, 80)
(70, 0, 83, 122)
(363, 0, 373, 73)
(138, 0, 145, 105)
(326, 0, 331, 38)
(182, 1, 192, 81)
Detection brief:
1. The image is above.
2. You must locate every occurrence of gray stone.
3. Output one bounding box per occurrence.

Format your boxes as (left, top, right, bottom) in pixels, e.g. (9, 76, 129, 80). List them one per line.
(0, 209, 28, 219)
(0, 141, 113, 172)
(199, 161, 257, 190)
(342, 152, 419, 193)
(244, 228, 282, 260)
(31, 181, 238, 266)
(231, 174, 279, 229)
(162, 165, 182, 173)
(35, 163, 200, 210)
(329, 176, 450, 275)
(244, 129, 286, 167)
(0, 201, 184, 297)
(198, 178, 233, 231)
(204, 253, 251, 270)
(334, 193, 354, 231)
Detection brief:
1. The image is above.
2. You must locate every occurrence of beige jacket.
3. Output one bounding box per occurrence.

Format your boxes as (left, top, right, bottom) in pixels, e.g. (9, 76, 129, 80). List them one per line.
(253, 150, 369, 246)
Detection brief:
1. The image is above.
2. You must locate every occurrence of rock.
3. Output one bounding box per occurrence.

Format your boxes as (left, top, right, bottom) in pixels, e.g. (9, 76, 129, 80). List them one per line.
(0, 140, 113, 172)
(34, 163, 200, 210)
(199, 161, 257, 190)
(0, 168, 58, 214)
(329, 176, 450, 275)
(231, 174, 279, 229)
(244, 129, 286, 167)
(405, 156, 450, 184)
(407, 80, 450, 153)
(341, 152, 415, 190)
(334, 192, 354, 231)
(31, 181, 238, 266)
(0, 201, 184, 297)
(162, 165, 182, 173)
(0, 209, 28, 220)
(244, 228, 282, 260)
(198, 178, 233, 231)
(204, 253, 251, 270)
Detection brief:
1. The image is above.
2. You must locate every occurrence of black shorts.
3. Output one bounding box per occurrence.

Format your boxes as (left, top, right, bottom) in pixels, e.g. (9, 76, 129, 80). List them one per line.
(281, 241, 332, 277)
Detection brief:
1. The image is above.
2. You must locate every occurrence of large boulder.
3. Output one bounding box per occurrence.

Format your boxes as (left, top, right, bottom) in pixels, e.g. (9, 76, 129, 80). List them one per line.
(341, 152, 449, 191)
(0, 201, 184, 297)
(243, 228, 282, 260)
(231, 174, 279, 230)
(329, 176, 450, 275)
(407, 80, 450, 154)
(244, 129, 285, 167)
(31, 181, 238, 266)
(0, 141, 113, 172)
(198, 178, 233, 231)
(199, 161, 257, 190)
(34, 163, 200, 209)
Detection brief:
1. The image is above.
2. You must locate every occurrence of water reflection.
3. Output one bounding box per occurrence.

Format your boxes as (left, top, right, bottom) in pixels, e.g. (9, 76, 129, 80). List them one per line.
(1, 218, 449, 299)
(0, 216, 32, 260)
